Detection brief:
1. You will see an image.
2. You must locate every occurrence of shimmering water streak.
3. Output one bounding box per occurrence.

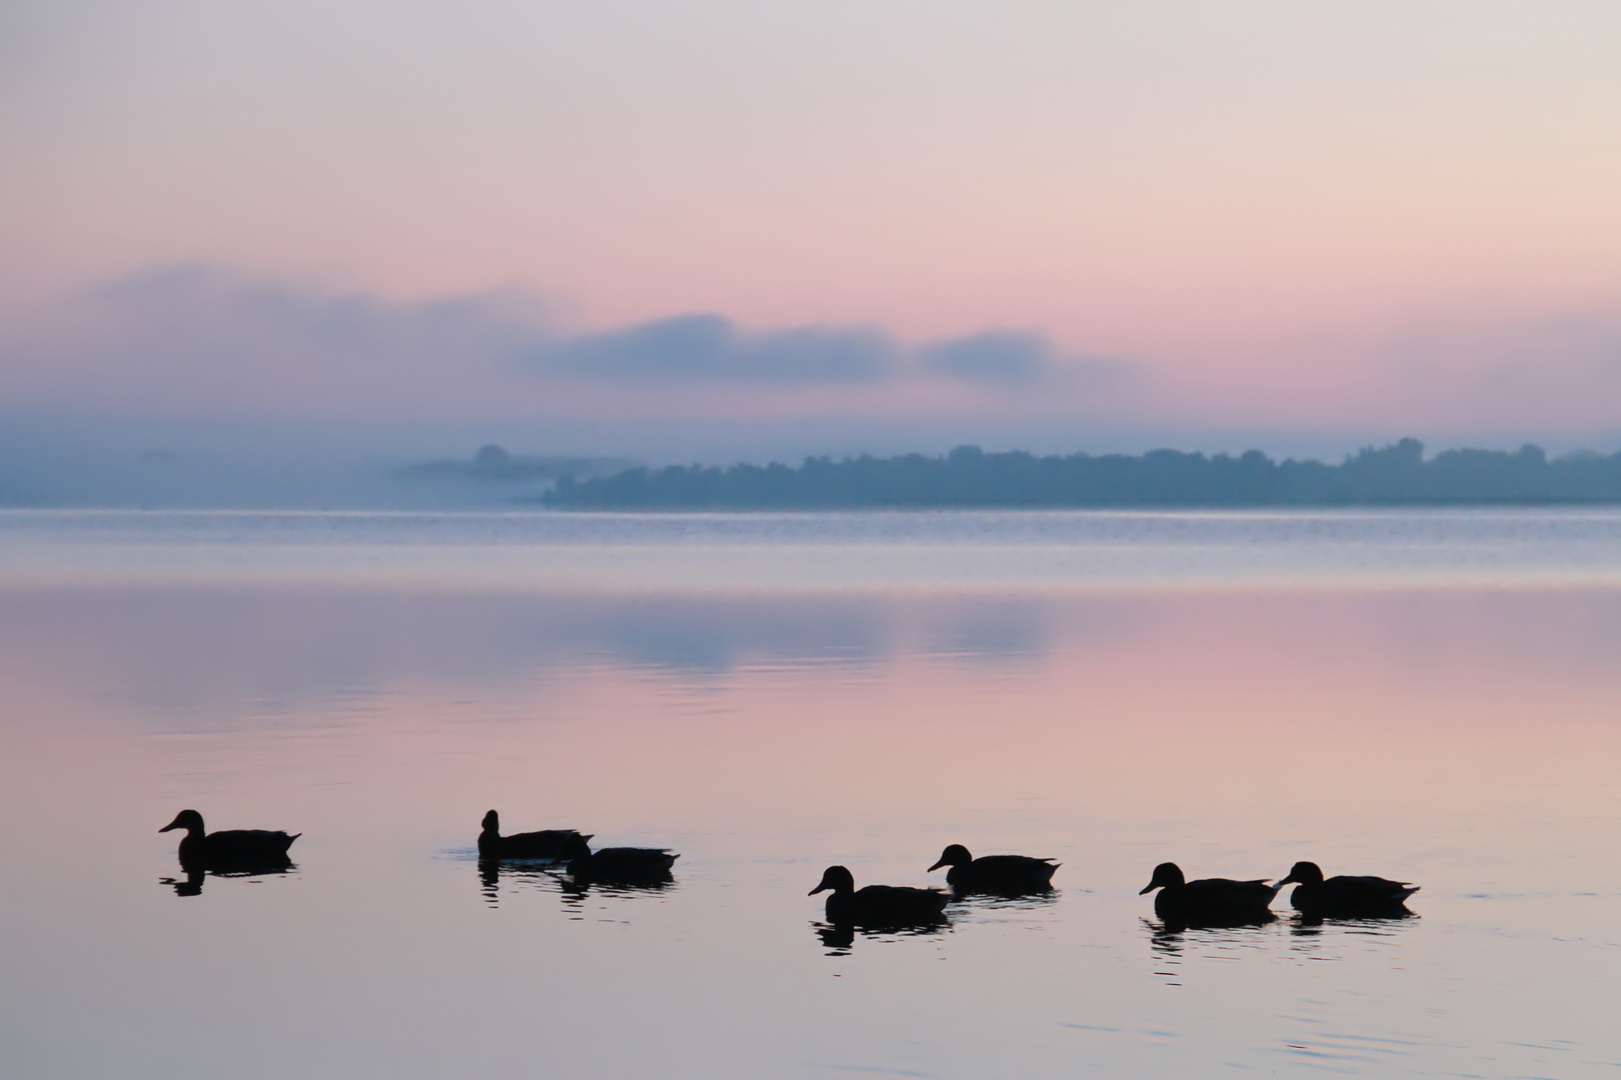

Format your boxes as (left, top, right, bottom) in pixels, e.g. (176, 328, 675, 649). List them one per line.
(4, 507, 1621, 590)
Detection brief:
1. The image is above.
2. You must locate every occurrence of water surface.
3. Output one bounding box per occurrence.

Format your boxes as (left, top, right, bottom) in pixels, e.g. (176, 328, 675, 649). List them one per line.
(2, 509, 1619, 1078)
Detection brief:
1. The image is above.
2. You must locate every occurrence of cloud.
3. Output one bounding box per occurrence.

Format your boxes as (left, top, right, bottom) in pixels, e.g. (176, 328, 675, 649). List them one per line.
(0, 264, 1164, 440)
(920, 329, 1142, 394)
(0, 264, 550, 414)
(526, 313, 895, 385)
(921, 331, 1050, 384)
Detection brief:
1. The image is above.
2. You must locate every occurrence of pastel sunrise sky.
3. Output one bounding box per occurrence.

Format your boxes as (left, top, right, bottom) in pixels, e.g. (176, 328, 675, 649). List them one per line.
(4, 0, 1621, 456)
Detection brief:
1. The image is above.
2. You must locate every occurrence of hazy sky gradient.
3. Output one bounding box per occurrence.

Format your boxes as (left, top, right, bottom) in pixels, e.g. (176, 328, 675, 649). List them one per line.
(4, 1, 1621, 449)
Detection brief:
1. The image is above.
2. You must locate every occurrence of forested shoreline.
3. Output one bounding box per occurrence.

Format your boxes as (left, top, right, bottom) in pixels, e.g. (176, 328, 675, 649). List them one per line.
(543, 438, 1621, 509)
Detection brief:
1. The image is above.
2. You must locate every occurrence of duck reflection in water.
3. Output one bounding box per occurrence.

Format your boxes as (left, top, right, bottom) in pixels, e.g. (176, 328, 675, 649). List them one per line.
(159, 863, 297, 897)
(161, 868, 207, 897)
(479, 859, 560, 906)
(811, 918, 951, 956)
(479, 858, 675, 907)
(1145, 917, 1186, 960)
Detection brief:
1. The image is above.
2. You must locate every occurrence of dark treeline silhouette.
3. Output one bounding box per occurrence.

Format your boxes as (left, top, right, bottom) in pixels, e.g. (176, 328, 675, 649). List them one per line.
(543, 438, 1621, 509)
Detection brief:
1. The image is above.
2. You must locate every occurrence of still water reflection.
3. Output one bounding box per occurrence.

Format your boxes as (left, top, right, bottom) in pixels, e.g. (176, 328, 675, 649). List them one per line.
(473, 858, 677, 911)
(2, 510, 1620, 1078)
(161, 864, 298, 898)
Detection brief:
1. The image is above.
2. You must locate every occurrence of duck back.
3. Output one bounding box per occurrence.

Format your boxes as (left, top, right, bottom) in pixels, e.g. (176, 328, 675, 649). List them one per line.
(480, 828, 590, 861)
(1157, 877, 1277, 926)
(829, 884, 949, 928)
(947, 855, 1058, 894)
(1291, 875, 1418, 918)
(592, 847, 678, 872)
(186, 829, 299, 872)
(570, 845, 678, 884)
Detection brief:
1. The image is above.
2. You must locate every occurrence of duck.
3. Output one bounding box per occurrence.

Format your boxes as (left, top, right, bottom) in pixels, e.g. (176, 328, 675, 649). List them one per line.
(809, 865, 950, 927)
(477, 810, 591, 861)
(159, 809, 298, 872)
(1277, 861, 1418, 918)
(1139, 861, 1278, 926)
(927, 844, 1058, 894)
(563, 833, 678, 883)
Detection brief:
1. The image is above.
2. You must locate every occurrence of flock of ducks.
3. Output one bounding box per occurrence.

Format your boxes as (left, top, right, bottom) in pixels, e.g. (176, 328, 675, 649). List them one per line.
(161, 809, 1420, 927)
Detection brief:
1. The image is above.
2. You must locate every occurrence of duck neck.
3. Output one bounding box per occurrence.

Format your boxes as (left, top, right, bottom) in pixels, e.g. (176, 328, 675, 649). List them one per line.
(175, 830, 205, 867)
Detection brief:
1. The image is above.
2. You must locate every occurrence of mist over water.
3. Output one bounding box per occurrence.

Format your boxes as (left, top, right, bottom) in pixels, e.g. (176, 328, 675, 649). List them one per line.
(2, 510, 1620, 1078)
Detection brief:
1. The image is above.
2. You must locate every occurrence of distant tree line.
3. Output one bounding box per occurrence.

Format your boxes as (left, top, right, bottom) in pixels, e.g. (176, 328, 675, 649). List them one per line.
(541, 439, 1621, 509)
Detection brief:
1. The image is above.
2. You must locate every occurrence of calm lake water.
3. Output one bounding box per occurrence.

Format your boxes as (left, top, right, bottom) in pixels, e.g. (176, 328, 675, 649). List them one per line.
(3, 509, 1620, 1078)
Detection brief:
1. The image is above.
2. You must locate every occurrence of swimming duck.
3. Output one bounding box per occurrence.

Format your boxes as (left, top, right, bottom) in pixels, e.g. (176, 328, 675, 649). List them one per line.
(563, 834, 678, 883)
(1139, 862, 1278, 926)
(927, 844, 1058, 894)
(809, 865, 950, 927)
(477, 810, 591, 861)
(1277, 861, 1418, 918)
(159, 809, 298, 872)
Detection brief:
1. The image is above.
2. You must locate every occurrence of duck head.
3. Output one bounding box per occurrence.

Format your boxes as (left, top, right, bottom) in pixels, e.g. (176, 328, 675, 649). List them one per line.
(1139, 862, 1186, 894)
(481, 810, 500, 834)
(809, 865, 856, 896)
(160, 809, 205, 836)
(1278, 861, 1324, 887)
(927, 844, 973, 873)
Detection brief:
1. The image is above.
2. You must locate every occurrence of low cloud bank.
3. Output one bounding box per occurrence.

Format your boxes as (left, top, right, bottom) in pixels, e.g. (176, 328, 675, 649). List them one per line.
(1, 264, 1619, 451)
(0, 265, 1126, 413)
(527, 314, 893, 385)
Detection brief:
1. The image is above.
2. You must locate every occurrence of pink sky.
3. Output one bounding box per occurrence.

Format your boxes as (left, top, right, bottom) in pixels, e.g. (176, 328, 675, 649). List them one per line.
(4, 1, 1621, 444)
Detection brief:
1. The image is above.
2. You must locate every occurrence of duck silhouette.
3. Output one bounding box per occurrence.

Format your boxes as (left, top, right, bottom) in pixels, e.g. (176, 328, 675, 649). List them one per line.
(563, 833, 678, 884)
(809, 865, 950, 928)
(1139, 862, 1277, 927)
(927, 844, 1058, 895)
(159, 809, 298, 873)
(1277, 861, 1418, 918)
(477, 810, 590, 861)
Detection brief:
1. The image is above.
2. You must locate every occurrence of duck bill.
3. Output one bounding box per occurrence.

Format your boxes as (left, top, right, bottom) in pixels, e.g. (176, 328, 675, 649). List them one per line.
(808, 884, 828, 896)
(158, 818, 182, 833)
(926, 859, 948, 873)
(1138, 883, 1157, 895)
(1277, 874, 1299, 887)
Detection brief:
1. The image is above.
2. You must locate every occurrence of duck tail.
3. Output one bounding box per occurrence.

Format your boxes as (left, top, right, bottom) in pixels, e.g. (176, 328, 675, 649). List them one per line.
(285, 833, 302, 849)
